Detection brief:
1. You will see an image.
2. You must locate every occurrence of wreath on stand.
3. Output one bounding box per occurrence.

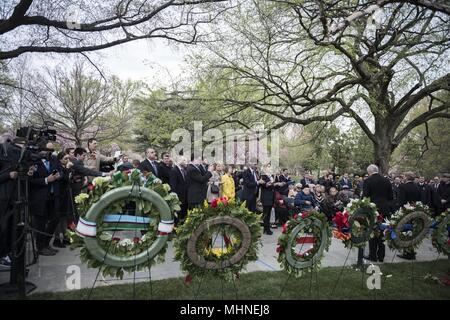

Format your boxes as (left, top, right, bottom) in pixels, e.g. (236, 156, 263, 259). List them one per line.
(332, 198, 379, 249)
(431, 209, 450, 256)
(174, 197, 262, 282)
(277, 211, 331, 278)
(68, 169, 181, 279)
(384, 202, 432, 251)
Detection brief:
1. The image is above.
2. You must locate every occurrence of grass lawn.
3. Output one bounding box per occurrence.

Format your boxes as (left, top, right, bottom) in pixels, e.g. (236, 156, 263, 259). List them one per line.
(30, 260, 450, 300)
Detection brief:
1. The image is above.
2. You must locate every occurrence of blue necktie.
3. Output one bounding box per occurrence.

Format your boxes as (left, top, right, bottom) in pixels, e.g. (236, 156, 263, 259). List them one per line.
(44, 160, 54, 193)
(152, 161, 158, 176)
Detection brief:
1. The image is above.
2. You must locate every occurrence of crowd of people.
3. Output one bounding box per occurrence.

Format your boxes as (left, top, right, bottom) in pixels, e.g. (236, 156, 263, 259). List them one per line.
(1, 137, 449, 269)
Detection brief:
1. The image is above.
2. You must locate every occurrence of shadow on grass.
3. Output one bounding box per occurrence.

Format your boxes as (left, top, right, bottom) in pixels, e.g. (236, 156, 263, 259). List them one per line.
(28, 260, 450, 300)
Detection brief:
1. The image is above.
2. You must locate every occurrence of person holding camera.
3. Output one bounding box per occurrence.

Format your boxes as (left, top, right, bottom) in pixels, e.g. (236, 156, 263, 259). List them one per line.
(84, 138, 117, 175)
(0, 139, 37, 266)
(29, 142, 63, 256)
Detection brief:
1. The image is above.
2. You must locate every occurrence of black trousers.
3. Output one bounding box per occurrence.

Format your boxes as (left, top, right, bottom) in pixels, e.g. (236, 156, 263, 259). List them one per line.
(368, 235, 385, 261)
(0, 202, 13, 257)
(176, 202, 188, 225)
(275, 207, 288, 225)
(33, 196, 58, 251)
(245, 196, 257, 213)
(262, 206, 272, 231)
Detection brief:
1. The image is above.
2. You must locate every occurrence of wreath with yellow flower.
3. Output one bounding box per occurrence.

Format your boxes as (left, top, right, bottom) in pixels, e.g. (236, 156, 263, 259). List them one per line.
(173, 197, 262, 282)
(277, 211, 331, 278)
(432, 209, 450, 256)
(68, 169, 181, 279)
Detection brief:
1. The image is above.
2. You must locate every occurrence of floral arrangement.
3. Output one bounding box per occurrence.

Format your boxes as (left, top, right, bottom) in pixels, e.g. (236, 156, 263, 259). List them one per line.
(174, 197, 262, 282)
(384, 202, 431, 251)
(332, 197, 378, 248)
(68, 169, 181, 279)
(277, 211, 331, 278)
(431, 209, 449, 255)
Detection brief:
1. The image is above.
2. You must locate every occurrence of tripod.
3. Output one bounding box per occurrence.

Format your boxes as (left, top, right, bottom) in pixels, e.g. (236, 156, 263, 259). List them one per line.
(0, 171, 38, 298)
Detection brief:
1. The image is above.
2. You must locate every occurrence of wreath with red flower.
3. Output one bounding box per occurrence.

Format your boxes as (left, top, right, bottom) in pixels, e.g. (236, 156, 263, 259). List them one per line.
(277, 211, 331, 277)
(332, 198, 378, 248)
(174, 197, 262, 282)
(67, 169, 181, 279)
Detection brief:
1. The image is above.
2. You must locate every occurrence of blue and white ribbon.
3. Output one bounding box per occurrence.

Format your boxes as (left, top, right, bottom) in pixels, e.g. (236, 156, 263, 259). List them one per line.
(158, 219, 175, 233)
(76, 217, 97, 238)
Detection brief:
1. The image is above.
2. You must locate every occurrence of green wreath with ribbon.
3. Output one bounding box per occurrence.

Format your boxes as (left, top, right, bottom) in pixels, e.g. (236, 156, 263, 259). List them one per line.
(384, 202, 432, 251)
(173, 197, 262, 282)
(431, 209, 450, 256)
(68, 169, 181, 279)
(332, 197, 379, 249)
(277, 211, 331, 278)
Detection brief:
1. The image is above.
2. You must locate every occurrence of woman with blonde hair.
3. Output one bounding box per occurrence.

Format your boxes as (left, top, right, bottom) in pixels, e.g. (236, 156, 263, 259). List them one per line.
(221, 165, 236, 201)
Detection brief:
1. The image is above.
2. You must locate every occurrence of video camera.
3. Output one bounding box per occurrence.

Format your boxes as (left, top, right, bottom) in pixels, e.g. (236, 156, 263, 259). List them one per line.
(8, 122, 58, 172)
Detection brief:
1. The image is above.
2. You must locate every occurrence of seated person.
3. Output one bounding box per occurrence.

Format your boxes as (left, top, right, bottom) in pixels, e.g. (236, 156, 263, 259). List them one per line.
(294, 185, 316, 211)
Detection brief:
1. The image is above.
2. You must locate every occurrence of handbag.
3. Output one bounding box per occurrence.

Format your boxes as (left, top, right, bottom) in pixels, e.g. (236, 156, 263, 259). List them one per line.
(210, 184, 220, 194)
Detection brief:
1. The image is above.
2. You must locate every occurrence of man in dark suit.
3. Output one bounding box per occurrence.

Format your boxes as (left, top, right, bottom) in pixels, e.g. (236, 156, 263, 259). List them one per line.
(159, 152, 173, 185)
(339, 173, 352, 190)
(0, 140, 29, 264)
(391, 176, 402, 212)
(275, 169, 291, 196)
(437, 173, 450, 212)
(300, 172, 315, 188)
(241, 161, 261, 213)
(363, 164, 393, 263)
(186, 157, 212, 209)
(29, 142, 62, 256)
(139, 148, 160, 178)
(397, 172, 421, 260)
(417, 176, 432, 207)
(170, 156, 188, 224)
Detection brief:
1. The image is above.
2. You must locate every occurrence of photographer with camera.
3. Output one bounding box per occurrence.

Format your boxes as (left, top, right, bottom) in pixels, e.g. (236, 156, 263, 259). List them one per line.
(28, 142, 63, 256)
(84, 138, 117, 176)
(70, 147, 114, 221)
(0, 139, 36, 267)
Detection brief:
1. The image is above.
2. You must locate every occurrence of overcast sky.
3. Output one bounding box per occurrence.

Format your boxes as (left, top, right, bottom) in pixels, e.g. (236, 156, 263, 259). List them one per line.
(27, 38, 189, 88)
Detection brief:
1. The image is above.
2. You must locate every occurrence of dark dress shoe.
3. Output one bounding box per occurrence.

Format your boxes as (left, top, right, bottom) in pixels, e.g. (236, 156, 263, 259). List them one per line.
(39, 248, 56, 256)
(264, 229, 273, 235)
(47, 246, 59, 253)
(62, 237, 71, 245)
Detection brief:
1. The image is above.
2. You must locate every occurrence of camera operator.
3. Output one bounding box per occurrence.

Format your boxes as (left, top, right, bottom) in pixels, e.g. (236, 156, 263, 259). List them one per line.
(29, 142, 63, 256)
(0, 139, 36, 267)
(70, 148, 114, 221)
(84, 138, 117, 176)
(53, 152, 72, 248)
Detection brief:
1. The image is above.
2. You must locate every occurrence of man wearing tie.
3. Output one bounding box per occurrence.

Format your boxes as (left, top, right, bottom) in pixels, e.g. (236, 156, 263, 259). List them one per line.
(186, 157, 212, 209)
(339, 173, 352, 190)
(29, 142, 61, 256)
(139, 148, 161, 178)
(170, 156, 188, 224)
(241, 160, 262, 213)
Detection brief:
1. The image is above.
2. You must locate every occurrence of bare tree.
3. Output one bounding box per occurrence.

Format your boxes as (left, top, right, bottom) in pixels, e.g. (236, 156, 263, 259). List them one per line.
(30, 62, 138, 146)
(187, 0, 450, 174)
(0, 0, 233, 60)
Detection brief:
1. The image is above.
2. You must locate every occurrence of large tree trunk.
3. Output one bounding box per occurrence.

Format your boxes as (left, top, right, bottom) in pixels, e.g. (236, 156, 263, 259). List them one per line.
(373, 120, 396, 175)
